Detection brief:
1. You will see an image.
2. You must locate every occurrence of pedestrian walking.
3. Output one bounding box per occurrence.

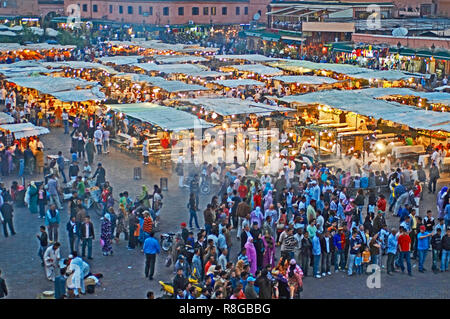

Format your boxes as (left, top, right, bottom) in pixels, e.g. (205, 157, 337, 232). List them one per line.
(101, 213, 113, 256)
(45, 204, 60, 243)
(81, 215, 95, 259)
(0, 199, 15, 237)
(0, 269, 7, 298)
(144, 231, 160, 280)
(187, 192, 200, 229)
(37, 225, 48, 266)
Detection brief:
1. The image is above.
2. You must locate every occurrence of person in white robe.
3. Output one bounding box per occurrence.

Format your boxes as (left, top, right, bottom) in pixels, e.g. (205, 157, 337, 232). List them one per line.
(68, 255, 90, 295)
(44, 243, 61, 281)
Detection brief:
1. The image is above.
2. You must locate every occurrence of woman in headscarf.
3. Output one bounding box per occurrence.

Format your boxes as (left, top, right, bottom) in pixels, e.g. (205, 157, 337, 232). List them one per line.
(263, 181, 272, 196)
(244, 237, 257, 275)
(437, 186, 448, 219)
(341, 172, 352, 188)
(139, 185, 150, 208)
(262, 231, 276, 268)
(101, 213, 113, 256)
(250, 206, 264, 228)
(235, 259, 245, 277)
(285, 259, 303, 299)
(249, 180, 256, 208)
(28, 181, 38, 214)
(115, 203, 128, 243)
(263, 190, 273, 212)
(344, 199, 355, 231)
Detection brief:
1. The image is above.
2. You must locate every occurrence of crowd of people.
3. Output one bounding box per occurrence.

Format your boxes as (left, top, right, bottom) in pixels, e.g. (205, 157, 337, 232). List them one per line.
(137, 144, 450, 299)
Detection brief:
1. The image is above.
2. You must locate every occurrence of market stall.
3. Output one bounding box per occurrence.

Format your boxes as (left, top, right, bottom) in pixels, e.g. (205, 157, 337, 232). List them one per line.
(278, 89, 450, 162)
(0, 122, 49, 139)
(223, 64, 284, 78)
(105, 102, 215, 167)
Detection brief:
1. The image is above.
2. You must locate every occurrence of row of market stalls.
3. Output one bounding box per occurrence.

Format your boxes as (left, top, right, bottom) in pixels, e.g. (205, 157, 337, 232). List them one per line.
(0, 42, 448, 171)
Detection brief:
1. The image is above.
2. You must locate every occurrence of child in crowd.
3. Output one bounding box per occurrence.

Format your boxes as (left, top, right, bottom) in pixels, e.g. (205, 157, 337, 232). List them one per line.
(362, 247, 371, 273)
(355, 253, 363, 275)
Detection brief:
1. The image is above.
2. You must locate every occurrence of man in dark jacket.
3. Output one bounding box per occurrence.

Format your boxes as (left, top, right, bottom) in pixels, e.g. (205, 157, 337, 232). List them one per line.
(320, 231, 335, 276)
(0, 269, 7, 298)
(431, 228, 442, 273)
(300, 232, 312, 276)
(85, 138, 95, 165)
(373, 210, 386, 235)
(92, 163, 106, 186)
(172, 268, 188, 295)
(0, 200, 15, 237)
(236, 201, 251, 239)
(66, 216, 78, 254)
(80, 216, 95, 259)
(255, 269, 272, 299)
(428, 163, 440, 194)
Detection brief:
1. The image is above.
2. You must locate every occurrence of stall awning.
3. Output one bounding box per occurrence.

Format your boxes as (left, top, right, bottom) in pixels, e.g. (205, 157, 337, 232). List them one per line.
(133, 62, 207, 75)
(49, 87, 106, 102)
(0, 112, 14, 124)
(41, 61, 118, 74)
(214, 54, 280, 63)
(229, 64, 284, 76)
(358, 87, 450, 105)
(97, 56, 143, 65)
(212, 79, 266, 88)
(113, 74, 207, 93)
(0, 123, 50, 139)
(332, 43, 354, 53)
(153, 55, 208, 64)
(177, 97, 294, 117)
(278, 90, 450, 131)
(271, 75, 337, 84)
(7, 76, 99, 94)
(107, 103, 215, 132)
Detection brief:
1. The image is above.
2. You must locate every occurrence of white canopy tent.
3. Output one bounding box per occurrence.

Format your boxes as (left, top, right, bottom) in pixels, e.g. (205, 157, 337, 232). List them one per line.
(229, 64, 284, 76)
(271, 75, 338, 84)
(357, 88, 450, 105)
(7, 76, 99, 94)
(97, 55, 143, 65)
(153, 55, 207, 64)
(41, 61, 118, 74)
(49, 87, 106, 102)
(107, 103, 215, 131)
(271, 60, 426, 80)
(212, 79, 266, 88)
(0, 112, 14, 124)
(112, 73, 207, 92)
(178, 97, 294, 117)
(278, 90, 450, 131)
(215, 54, 280, 62)
(133, 63, 207, 74)
(0, 123, 50, 139)
(180, 70, 226, 78)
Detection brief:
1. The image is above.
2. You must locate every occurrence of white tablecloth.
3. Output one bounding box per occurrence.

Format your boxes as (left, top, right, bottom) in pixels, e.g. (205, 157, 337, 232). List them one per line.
(392, 145, 424, 157)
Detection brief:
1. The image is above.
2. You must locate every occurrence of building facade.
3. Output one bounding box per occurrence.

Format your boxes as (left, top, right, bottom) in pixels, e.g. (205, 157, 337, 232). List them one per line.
(0, 0, 64, 17)
(63, 0, 271, 25)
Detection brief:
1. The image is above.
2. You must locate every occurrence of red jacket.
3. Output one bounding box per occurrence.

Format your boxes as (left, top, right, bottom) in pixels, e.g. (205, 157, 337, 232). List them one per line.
(377, 198, 387, 212)
(253, 194, 262, 208)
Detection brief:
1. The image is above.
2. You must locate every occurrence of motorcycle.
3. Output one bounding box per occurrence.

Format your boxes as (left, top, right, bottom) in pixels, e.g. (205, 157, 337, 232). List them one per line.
(200, 169, 210, 195)
(160, 232, 175, 252)
(159, 269, 203, 297)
